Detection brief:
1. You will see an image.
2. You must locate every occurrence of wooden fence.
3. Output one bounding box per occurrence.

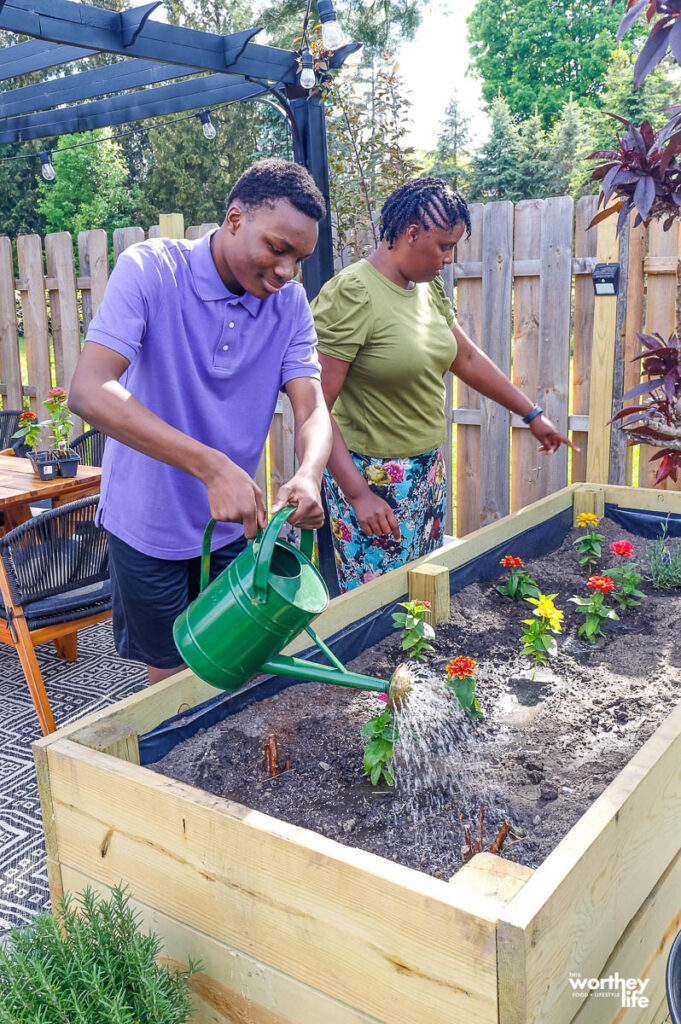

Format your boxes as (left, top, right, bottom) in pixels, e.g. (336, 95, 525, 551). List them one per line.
(0, 197, 679, 538)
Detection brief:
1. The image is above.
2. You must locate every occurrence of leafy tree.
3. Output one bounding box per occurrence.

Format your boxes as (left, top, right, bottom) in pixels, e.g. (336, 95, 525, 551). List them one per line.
(37, 131, 139, 238)
(467, 0, 641, 125)
(425, 92, 471, 192)
(467, 96, 522, 202)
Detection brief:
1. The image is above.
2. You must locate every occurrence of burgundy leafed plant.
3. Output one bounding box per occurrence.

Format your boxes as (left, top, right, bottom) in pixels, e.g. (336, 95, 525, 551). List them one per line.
(588, 116, 681, 233)
(610, 331, 681, 483)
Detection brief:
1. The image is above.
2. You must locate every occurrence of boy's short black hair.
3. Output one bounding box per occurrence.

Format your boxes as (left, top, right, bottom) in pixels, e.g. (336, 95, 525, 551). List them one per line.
(228, 158, 326, 221)
(379, 178, 471, 249)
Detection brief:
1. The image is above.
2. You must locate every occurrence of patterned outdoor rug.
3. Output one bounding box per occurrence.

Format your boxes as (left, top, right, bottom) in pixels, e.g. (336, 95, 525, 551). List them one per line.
(0, 621, 147, 930)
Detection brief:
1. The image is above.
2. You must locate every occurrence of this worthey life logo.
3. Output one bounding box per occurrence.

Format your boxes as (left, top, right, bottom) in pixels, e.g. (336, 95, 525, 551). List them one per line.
(569, 972, 650, 1009)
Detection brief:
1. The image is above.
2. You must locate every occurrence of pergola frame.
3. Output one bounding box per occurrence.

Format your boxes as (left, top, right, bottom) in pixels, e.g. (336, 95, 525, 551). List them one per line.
(0, 0, 359, 296)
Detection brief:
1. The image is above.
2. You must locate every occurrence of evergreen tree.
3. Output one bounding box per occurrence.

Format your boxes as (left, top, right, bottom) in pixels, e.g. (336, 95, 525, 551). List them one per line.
(425, 93, 471, 192)
(590, 48, 681, 152)
(514, 109, 553, 198)
(547, 99, 596, 198)
(468, 97, 522, 202)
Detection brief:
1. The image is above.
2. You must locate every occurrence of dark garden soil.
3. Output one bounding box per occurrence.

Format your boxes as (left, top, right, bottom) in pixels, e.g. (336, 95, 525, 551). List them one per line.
(152, 518, 681, 879)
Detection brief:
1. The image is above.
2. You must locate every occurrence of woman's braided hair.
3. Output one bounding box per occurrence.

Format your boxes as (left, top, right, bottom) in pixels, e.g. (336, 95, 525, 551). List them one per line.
(379, 178, 471, 249)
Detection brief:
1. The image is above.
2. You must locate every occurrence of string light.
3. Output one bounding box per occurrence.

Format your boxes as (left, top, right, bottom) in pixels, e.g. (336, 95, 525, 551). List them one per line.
(317, 0, 344, 48)
(38, 149, 55, 181)
(197, 109, 217, 140)
(300, 51, 316, 89)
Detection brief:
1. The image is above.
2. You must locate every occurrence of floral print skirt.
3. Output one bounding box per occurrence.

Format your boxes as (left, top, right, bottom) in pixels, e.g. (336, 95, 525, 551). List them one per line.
(322, 446, 446, 593)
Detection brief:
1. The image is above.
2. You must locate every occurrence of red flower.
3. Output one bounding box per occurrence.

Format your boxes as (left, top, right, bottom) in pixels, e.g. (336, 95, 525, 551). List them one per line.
(587, 575, 615, 593)
(19, 411, 36, 421)
(610, 540, 633, 559)
(446, 656, 477, 679)
(420, 601, 431, 609)
(47, 387, 66, 399)
(500, 555, 523, 567)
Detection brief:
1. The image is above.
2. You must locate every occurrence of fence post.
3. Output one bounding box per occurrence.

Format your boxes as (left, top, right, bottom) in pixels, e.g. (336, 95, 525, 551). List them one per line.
(17, 234, 51, 427)
(572, 195, 599, 483)
(586, 213, 619, 484)
(113, 227, 144, 263)
(455, 204, 483, 536)
(0, 237, 23, 409)
(159, 213, 185, 239)
(480, 200, 513, 524)
(45, 232, 82, 431)
(78, 229, 109, 333)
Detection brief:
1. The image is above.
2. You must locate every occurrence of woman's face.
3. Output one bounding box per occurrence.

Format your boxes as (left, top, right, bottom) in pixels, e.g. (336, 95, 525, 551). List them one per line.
(398, 221, 467, 284)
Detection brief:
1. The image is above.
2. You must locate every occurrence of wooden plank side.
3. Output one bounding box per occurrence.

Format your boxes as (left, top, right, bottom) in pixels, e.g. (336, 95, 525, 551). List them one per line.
(622, 222, 647, 485)
(536, 196, 573, 498)
(571, 846, 681, 1024)
(456, 203, 484, 536)
(480, 201, 513, 524)
(0, 236, 23, 408)
(269, 394, 295, 503)
(47, 740, 500, 1024)
(511, 200, 542, 512)
(113, 226, 145, 263)
(60, 865, 383, 1024)
(641, 219, 681, 490)
(586, 213, 619, 484)
(572, 196, 598, 483)
(17, 233, 52, 424)
(78, 229, 109, 332)
(603, 484, 681, 516)
(159, 213, 185, 239)
(45, 231, 82, 433)
(497, 700, 681, 1024)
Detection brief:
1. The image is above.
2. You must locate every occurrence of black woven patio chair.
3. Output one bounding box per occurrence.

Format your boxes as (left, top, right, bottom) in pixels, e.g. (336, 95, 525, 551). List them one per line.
(70, 427, 106, 467)
(0, 494, 112, 735)
(668, 929, 681, 1023)
(0, 409, 31, 456)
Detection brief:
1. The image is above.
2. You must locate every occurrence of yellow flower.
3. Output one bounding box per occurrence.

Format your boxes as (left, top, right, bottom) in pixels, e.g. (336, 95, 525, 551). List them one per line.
(365, 464, 390, 487)
(576, 512, 599, 528)
(525, 593, 563, 631)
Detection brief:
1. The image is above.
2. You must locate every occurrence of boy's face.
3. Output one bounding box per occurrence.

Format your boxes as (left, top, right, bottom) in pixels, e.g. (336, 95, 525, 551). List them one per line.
(213, 198, 319, 298)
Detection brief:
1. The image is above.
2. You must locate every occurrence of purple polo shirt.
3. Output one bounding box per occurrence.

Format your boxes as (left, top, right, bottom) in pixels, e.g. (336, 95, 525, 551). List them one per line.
(86, 232, 320, 558)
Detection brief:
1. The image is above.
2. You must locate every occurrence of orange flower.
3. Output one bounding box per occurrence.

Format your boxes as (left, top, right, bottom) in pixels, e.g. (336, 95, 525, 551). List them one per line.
(587, 575, 615, 593)
(500, 555, 523, 567)
(610, 540, 633, 558)
(420, 601, 431, 609)
(446, 656, 477, 679)
(18, 411, 36, 421)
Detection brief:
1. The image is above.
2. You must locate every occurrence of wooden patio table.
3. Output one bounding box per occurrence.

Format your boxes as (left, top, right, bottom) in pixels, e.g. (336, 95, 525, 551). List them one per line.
(0, 455, 102, 534)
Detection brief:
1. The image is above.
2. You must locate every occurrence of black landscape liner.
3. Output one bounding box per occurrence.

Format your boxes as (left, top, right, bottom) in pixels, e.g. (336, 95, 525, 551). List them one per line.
(139, 503, 680, 765)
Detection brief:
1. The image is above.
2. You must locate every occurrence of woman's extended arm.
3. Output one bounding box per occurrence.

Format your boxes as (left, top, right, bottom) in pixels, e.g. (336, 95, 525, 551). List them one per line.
(450, 322, 575, 453)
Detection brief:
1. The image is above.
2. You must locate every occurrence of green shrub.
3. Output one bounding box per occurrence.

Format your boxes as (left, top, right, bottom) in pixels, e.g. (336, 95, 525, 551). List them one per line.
(646, 524, 681, 590)
(0, 885, 198, 1023)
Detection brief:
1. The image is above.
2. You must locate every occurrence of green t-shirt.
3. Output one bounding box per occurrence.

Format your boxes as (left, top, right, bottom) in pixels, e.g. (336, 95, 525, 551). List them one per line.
(312, 259, 457, 459)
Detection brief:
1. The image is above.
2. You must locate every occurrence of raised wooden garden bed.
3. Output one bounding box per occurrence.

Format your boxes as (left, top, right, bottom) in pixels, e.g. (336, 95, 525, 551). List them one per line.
(34, 483, 681, 1024)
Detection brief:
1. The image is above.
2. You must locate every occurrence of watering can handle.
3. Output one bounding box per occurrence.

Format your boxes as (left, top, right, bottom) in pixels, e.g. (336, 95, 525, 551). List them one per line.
(199, 505, 315, 595)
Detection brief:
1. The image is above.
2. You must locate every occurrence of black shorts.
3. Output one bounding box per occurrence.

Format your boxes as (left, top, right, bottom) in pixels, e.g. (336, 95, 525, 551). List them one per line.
(106, 531, 247, 668)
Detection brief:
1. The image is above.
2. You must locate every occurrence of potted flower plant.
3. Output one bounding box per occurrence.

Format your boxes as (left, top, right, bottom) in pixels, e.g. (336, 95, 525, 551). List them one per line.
(42, 386, 80, 476)
(12, 387, 80, 479)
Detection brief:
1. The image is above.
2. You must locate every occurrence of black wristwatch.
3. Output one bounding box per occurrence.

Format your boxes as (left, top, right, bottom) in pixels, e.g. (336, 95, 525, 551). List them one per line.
(522, 404, 543, 425)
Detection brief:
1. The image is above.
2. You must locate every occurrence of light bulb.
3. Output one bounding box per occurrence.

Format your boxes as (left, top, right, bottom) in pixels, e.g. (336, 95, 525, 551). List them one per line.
(300, 51, 316, 89)
(318, 0, 344, 48)
(39, 150, 55, 181)
(197, 110, 217, 140)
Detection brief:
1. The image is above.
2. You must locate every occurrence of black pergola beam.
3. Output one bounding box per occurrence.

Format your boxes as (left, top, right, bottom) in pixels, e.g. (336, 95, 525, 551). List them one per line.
(0, 38, 96, 80)
(0, 58, 194, 117)
(0, 73, 266, 144)
(0, 0, 297, 83)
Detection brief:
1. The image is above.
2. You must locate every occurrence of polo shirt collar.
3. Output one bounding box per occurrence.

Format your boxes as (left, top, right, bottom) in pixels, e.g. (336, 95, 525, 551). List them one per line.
(190, 229, 262, 317)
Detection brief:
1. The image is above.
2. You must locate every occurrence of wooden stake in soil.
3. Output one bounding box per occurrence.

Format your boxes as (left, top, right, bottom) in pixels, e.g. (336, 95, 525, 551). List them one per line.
(265, 735, 279, 778)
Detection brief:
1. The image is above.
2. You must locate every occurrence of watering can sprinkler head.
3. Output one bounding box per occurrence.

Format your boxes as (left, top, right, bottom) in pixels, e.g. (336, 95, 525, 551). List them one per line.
(387, 663, 413, 711)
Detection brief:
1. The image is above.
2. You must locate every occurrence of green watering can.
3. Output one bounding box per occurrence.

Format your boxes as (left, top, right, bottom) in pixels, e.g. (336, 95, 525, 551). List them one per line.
(173, 505, 411, 703)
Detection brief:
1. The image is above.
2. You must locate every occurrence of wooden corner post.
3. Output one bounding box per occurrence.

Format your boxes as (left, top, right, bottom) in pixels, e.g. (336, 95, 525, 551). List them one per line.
(586, 213, 619, 484)
(408, 564, 450, 625)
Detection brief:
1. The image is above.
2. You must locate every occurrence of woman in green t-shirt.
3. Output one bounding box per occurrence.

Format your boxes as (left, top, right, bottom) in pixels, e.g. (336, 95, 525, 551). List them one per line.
(312, 178, 572, 594)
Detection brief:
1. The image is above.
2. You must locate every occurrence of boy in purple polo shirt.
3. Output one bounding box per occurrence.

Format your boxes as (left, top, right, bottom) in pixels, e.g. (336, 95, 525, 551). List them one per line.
(70, 159, 332, 683)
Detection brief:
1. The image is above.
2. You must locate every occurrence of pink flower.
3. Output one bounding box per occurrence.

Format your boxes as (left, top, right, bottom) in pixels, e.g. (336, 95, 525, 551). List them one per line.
(384, 460, 404, 484)
(610, 540, 634, 559)
(374, 692, 388, 703)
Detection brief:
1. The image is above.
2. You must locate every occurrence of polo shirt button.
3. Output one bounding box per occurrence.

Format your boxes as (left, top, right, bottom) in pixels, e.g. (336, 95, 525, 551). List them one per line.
(222, 344, 229, 351)
(228, 321, 235, 328)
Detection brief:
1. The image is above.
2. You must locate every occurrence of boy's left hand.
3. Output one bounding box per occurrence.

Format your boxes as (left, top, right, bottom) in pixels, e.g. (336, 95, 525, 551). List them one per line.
(272, 470, 325, 529)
